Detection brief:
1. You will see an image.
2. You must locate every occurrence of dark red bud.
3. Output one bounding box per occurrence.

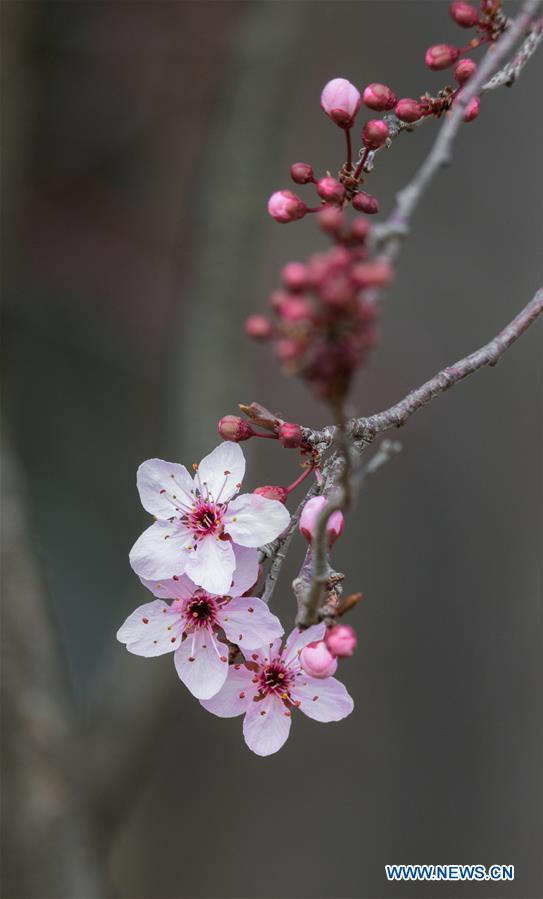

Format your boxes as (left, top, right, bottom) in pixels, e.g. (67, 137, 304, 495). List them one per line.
(352, 260, 394, 288)
(425, 44, 460, 71)
(362, 82, 397, 112)
(290, 162, 315, 184)
(362, 119, 389, 150)
(317, 206, 344, 235)
(352, 191, 379, 214)
(218, 415, 254, 442)
(395, 97, 424, 123)
(278, 422, 304, 448)
(454, 58, 477, 85)
(316, 177, 346, 205)
(449, 1, 479, 27)
(253, 485, 288, 504)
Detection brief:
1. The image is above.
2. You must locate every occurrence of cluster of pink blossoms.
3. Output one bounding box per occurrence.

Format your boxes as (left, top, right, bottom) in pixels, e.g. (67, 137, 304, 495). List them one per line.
(119, 442, 355, 755)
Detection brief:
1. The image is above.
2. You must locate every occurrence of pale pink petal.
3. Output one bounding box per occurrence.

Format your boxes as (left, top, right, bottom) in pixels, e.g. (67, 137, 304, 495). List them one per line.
(117, 600, 184, 657)
(136, 459, 195, 519)
(174, 629, 229, 700)
(229, 545, 259, 596)
(292, 674, 354, 722)
(242, 637, 283, 665)
(223, 494, 290, 547)
(184, 535, 235, 594)
(139, 573, 194, 601)
(284, 623, 326, 664)
(243, 694, 292, 756)
(129, 520, 193, 579)
(196, 442, 245, 504)
(218, 597, 283, 649)
(199, 664, 255, 717)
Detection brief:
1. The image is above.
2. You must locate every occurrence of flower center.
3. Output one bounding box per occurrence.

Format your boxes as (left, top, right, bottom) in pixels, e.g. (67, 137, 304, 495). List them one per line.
(259, 661, 293, 697)
(186, 501, 223, 538)
(185, 592, 218, 629)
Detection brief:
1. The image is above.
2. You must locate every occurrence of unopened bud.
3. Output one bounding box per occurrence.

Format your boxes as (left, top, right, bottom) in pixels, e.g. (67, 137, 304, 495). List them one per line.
(462, 95, 480, 122)
(316, 176, 346, 205)
(325, 624, 357, 658)
(362, 82, 397, 112)
(350, 218, 372, 242)
(268, 190, 307, 223)
(253, 485, 288, 504)
(425, 44, 460, 71)
(318, 206, 344, 235)
(362, 119, 389, 150)
(300, 496, 345, 547)
(278, 295, 315, 323)
(352, 259, 394, 288)
(245, 314, 273, 339)
(290, 162, 315, 184)
(278, 422, 304, 448)
(352, 191, 379, 214)
(320, 77, 361, 128)
(454, 58, 477, 84)
(449, 1, 479, 27)
(276, 338, 305, 363)
(218, 415, 254, 442)
(281, 261, 308, 292)
(395, 97, 424, 123)
(300, 641, 338, 678)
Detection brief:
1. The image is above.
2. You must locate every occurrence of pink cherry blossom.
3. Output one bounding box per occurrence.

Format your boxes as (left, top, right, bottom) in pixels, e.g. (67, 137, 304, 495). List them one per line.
(320, 78, 361, 128)
(201, 624, 353, 756)
(129, 442, 290, 595)
(118, 546, 283, 700)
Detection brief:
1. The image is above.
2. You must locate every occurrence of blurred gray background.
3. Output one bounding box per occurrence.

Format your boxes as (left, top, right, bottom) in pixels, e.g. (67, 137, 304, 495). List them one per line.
(2, 1, 542, 897)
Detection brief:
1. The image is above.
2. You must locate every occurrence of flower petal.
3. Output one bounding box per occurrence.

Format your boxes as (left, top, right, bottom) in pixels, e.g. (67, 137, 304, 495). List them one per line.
(139, 573, 194, 601)
(117, 600, 183, 657)
(136, 459, 195, 519)
(200, 664, 254, 717)
(196, 442, 245, 504)
(129, 520, 193, 579)
(218, 597, 283, 649)
(283, 623, 326, 664)
(292, 674, 354, 722)
(243, 694, 292, 756)
(224, 494, 290, 547)
(174, 629, 229, 700)
(184, 535, 235, 594)
(229, 545, 259, 597)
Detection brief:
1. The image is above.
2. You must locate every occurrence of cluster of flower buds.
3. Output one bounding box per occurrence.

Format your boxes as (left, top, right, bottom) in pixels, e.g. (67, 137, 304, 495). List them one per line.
(249, 211, 392, 401)
(300, 624, 358, 678)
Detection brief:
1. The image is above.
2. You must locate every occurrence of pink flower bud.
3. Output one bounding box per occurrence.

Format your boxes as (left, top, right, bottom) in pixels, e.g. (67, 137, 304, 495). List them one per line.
(395, 97, 424, 123)
(300, 496, 345, 547)
(449, 1, 479, 27)
(278, 295, 315, 323)
(425, 44, 460, 71)
(352, 259, 394, 288)
(350, 218, 372, 242)
(316, 177, 346, 205)
(300, 641, 338, 678)
(318, 206, 344, 235)
(281, 261, 308, 292)
(245, 314, 273, 340)
(276, 337, 305, 363)
(253, 485, 288, 504)
(270, 290, 290, 313)
(218, 415, 254, 442)
(278, 422, 304, 448)
(352, 191, 380, 214)
(362, 119, 389, 150)
(325, 624, 357, 658)
(362, 82, 397, 112)
(267, 190, 307, 223)
(320, 77, 361, 128)
(462, 96, 480, 122)
(454, 58, 477, 84)
(290, 162, 315, 184)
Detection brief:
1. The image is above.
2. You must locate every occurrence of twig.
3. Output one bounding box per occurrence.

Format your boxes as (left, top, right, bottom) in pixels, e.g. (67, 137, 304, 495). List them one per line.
(305, 286, 543, 447)
(373, 0, 541, 260)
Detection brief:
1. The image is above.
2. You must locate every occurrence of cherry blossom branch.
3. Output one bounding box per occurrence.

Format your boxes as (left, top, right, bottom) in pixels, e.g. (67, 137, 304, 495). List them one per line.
(373, 0, 541, 260)
(295, 287, 542, 625)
